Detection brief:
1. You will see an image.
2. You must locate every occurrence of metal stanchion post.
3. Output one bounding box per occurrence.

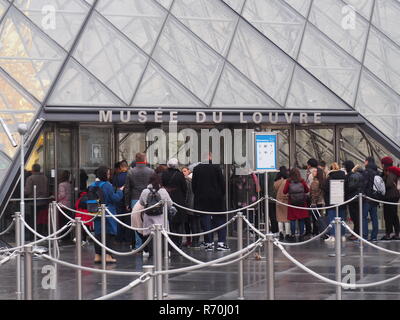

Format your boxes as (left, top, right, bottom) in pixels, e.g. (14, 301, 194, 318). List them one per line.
(24, 245, 33, 300)
(33, 185, 37, 244)
(75, 217, 82, 300)
(48, 203, 52, 256)
(15, 212, 22, 300)
(163, 201, 169, 298)
(101, 204, 107, 296)
(246, 209, 250, 248)
(153, 224, 163, 300)
(51, 202, 58, 287)
(267, 234, 275, 300)
(143, 265, 155, 300)
(237, 212, 244, 300)
(358, 193, 364, 294)
(335, 217, 342, 300)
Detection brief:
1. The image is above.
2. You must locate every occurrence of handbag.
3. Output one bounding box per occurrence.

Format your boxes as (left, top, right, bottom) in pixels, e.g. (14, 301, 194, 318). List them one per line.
(310, 206, 329, 232)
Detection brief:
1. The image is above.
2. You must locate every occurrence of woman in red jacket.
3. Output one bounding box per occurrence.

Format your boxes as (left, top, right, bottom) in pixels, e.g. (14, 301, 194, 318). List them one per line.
(283, 168, 310, 242)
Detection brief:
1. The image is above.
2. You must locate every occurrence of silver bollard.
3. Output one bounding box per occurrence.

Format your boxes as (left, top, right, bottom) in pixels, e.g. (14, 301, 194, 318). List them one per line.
(143, 265, 155, 300)
(15, 212, 22, 300)
(75, 217, 82, 300)
(335, 217, 342, 300)
(33, 185, 37, 244)
(358, 193, 364, 293)
(24, 245, 33, 300)
(101, 204, 107, 296)
(266, 234, 275, 300)
(153, 224, 163, 300)
(51, 202, 58, 287)
(163, 201, 169, 297)
(237, 212, 244, 300)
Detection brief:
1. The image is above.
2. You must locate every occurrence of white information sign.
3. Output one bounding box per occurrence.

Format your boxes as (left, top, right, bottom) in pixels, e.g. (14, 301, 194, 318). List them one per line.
(330, 180, 345, 205)
(254, 133, 278, 172)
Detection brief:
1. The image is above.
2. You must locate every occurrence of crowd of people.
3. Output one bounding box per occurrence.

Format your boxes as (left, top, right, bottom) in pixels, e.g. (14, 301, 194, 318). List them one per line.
(273, 156, 400, 243)
(21, 153, 400, 264)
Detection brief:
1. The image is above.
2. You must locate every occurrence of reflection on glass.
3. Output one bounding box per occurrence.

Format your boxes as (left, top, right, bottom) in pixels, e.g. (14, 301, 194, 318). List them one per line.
(118, 132, 146, 162)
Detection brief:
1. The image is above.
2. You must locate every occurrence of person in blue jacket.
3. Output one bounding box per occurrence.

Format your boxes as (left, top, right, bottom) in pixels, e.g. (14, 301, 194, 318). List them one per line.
(90, 166, 123, 264)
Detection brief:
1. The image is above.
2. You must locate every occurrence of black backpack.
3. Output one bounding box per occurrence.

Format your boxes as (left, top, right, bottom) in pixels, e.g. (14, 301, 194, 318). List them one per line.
(348, 172, 363, 194)
(145, 188, 163, 216)
(288, 181, 306, 206)
(87, 182, 106, 213)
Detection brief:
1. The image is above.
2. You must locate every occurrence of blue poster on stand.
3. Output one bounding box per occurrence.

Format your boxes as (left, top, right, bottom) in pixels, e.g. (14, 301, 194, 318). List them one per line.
(254, 133, 278, 172)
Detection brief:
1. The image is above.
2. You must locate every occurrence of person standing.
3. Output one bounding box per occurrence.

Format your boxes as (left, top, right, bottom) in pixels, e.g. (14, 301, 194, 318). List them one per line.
(324, 162, 347, 242)
(361, 157, 380, 242)
(90, 166, 123, 264)
(305, 159, 318, 237)
(162, 158, 187, 248)
(57, 170, 72, 231)
(310, 167, 326, 236)
(283, 168, 309, 242)
(343, 161, 363, 240)
(274, 166, 290, 241)
(124, 153, 154, 248)
(380, 157, 400, 241)
(24, 163, 49, 241)
(192, 153, 229, 251)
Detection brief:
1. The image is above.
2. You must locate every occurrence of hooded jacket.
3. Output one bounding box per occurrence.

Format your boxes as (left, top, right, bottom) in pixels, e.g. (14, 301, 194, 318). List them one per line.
(362, 162, 379, 203)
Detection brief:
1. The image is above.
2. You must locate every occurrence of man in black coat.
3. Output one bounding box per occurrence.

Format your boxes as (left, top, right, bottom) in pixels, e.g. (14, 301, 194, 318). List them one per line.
(192, 153, 230, 251)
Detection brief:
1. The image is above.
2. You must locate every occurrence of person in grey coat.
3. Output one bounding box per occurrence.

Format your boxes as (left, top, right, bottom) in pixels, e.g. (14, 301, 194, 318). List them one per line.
(124, 152, 154, 248)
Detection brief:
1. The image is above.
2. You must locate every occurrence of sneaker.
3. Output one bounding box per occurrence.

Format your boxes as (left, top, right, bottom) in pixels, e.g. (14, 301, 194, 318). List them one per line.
(381, 235, 391, 241)
(142, 252, 150, 258)
(284, 234, 291, 241)
(347, 235, 357, 241)
(81, 240, 88, 246)
(342, 236, 346, 242)
(369, 238, 378, 242)
(216, 243, 230, 251)
(205, 243, 214, 251)
(287, 235, 296, 242)
(298, 235, 304, 242)
(279, 233, 284, 241)
(324, 236, 335, 242)
(391, 235, 400, 241)
(200, 241, 207, 248)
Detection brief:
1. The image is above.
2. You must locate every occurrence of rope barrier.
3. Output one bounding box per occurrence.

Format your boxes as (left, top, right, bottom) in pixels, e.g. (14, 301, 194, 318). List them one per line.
(0, 219, 15, 236)
(269, 195, 358, 211)
(95, 273, 151, 300)
(40, 254, 145, 276)
(275, 224, 333, 247)
(363, 195, 400, 206)
(81, 223, 154, 256)
(341, 222, 400, 256)
(242, 216, 267, 240)
(20, 216, 73, 241)
(0, 222, 73, 253)
(105, 208, 151, 232)
(274, 240, 400, 289)
(0, 251, 18, 266)
(165, 215, 237, 237)
(172, 197, 265, 215)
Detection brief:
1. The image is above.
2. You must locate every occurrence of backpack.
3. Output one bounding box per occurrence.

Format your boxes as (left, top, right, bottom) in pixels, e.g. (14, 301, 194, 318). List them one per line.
(372, 175, 386, 200)
(145, 188, 163, 216)
(87, 182, 106, 213)
(288, 181, 306, 206)
(348, 172, 363, 194)
(78, 193, 88, 210)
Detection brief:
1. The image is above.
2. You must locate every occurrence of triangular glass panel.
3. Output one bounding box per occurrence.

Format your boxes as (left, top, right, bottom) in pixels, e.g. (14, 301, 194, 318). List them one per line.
(0, 6, 67, 102)
(13, 0, 91, 51)
(153, 17, 224, 104)
(133, 62, 202, 108)
(212, 63, 281, 109)
(221, 0, 245, 13)
(309, 0, 369, 61)
(73, 12, 148, 104)
(372, 0, 400, 46)
(172, 0, 238, 56)
(156, 0, 173, 10)
(48, 58, 124, 107)
(243, 0, 305, 58)
(344, 0, 374, 20)
(227, 19, 294, 106)
(356, 70, 400, 145)
(283, 0, 311, 17)
(286, 66, 350, 110)
(96, 0, 167, 54)
(298, 23, 360, 105)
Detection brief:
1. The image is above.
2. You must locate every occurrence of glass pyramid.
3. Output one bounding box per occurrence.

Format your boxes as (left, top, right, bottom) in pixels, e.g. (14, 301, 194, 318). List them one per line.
(0, 0, 398, 184)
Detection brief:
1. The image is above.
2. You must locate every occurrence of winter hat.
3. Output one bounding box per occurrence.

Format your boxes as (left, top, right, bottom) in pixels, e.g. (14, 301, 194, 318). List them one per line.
(167, 158, 179, 169)
(381, 156, 394, 166)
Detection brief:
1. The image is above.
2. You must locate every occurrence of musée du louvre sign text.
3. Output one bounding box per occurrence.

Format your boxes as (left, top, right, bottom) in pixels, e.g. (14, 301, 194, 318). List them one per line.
(98, 110, 323, 124)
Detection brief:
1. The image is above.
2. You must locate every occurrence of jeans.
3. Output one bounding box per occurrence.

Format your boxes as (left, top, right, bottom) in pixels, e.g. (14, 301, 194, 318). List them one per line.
(348, 201, 360, 235)
(201, 214, 227, 244)
(327, 207, 346, 237)
(290, 219, 305, 236)
(362, 201, 378, 240)
(94, 233, 115, 256)
(130, 200, 142, 248)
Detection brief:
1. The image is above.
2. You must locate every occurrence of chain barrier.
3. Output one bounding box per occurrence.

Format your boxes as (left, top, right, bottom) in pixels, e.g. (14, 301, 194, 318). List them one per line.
(0, 219, 15, 236)
(172, 197, 265, 215)
(95, 273, 151, 300)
